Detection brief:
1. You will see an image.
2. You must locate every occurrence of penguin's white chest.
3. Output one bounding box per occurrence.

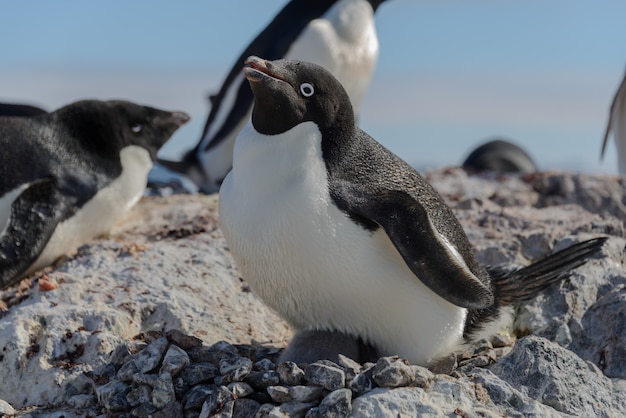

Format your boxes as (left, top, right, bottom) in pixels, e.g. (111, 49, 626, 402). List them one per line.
(286, 0, 379, 112)
(29, 145, 153, 273)
(219, 122, 467, 365)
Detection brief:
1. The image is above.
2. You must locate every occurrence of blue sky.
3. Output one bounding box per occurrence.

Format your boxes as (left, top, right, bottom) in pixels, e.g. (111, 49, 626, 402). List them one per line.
(1, 0, 625, 173)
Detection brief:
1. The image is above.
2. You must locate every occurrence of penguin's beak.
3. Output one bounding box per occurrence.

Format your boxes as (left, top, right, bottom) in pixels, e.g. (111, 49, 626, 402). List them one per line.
(243, 56, 284, 83)
(170, 111, 191, 127)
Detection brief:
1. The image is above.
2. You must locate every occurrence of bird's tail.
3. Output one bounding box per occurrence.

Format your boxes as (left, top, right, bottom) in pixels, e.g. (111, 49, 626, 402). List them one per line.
(489, 237, 607, 305)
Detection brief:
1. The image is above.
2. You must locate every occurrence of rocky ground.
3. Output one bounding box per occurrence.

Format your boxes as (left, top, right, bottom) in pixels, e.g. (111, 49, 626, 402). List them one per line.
(0, 168, 625, 417)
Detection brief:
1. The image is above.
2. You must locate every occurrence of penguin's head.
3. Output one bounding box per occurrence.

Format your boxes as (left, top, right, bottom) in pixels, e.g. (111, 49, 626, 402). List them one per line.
(55, 100, 189, 161)
(243, 56, 355, 136)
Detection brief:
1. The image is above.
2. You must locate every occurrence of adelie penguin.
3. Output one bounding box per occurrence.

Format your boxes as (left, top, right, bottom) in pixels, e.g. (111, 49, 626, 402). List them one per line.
(462, 138, 537, 174)
(219, 56, 607, 366)
(0, 100, 189, 290)
(157, 0, 387, 193)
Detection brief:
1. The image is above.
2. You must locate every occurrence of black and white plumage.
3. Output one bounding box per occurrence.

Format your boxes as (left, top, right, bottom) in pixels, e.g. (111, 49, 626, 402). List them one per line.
(0, 100, 189, 290)
(0, 102, 47, 117)
(157, 0, 386, 193)
(219, 56, 606, 365)
(601, 70, 626, 173)
(462, 139, 537, 174)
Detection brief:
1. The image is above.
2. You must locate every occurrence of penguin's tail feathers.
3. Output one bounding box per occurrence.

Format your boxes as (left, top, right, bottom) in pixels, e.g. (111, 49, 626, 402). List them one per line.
(489, 237, 607, 305)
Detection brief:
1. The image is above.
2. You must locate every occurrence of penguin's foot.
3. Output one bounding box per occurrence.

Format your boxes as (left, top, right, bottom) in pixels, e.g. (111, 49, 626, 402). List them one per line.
(279, 329, 380, 365)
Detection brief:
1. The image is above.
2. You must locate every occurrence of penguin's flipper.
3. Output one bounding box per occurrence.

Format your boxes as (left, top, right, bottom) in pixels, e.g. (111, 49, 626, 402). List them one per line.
(0, 179, 72, 290)
(488, 237, 607, 305)
(334, 185, 494, 309)
(601, 71, 626, 160)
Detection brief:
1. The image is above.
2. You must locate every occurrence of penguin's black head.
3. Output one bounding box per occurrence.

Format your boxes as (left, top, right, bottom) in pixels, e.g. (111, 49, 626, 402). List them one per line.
(55, 100, 189, 161)
(243, 56, 355, 137)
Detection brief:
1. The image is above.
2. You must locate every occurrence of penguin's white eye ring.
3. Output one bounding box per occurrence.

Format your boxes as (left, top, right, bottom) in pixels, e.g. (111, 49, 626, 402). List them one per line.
(300, 82, 315, 97)
(131, 123, 143, 133)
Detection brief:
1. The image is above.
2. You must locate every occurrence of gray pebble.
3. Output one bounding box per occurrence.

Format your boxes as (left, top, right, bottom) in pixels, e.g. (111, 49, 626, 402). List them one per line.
(277, 361, 305, 386)
(253, 358, 276, 371)
(126, 384, 152, 407)
(95, 379, 131, 411)
(428, 353, 458, 375)
(132, 372, 176, 409)
(109, 343, 135, 366)
(173, 376, 191, 399)
(350, 364, 375, 394)
(245, 370, 280, 389)
(289, 385, 325, 403)
(198, 386, 233, 417)
(161, 344, 191, 376)
(490, 333, 515, 348)
(337, 354, 362, 382)
(411, 365, 434, 388)
(189, 340, 238, 365)
(153, 372, 176, 409)
(304, 361, 345, 391)
(267, 385, 291, 403)
(372, 356, 415, 388)
(181, 362, 218, 386)
(131, 403, 159, 417)
(227, 381, 255, 398)
(117, 359, 140, 382)
(256, 401, 317, 418)
(219, 356, 253, 383)
(90, 362, 117, 385)
(182, 384, 217, 410)
(459, 355, 492, 368)
(134, 336, 170, 373)
(316, 388, 352, 418)
(166, 329, 203, 351)
(153, 401, 184, 418)
(233, 398, 261, 418)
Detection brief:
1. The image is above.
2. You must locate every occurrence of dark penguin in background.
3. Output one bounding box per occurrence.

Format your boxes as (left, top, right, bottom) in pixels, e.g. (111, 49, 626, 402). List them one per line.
(600, 69, 626, 174)
(0, 102, 47, 117)
(462, 139, 537, 174)
(0, 100, 189, 290)
(157, 0, 387, 193)
(219, 56, 606, 365)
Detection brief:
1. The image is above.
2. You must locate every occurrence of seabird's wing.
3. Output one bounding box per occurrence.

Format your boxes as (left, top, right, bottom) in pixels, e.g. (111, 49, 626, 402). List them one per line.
(332, 183, 494, 309)
(0, 179, 73, 289)
(601, 71, 626, 159)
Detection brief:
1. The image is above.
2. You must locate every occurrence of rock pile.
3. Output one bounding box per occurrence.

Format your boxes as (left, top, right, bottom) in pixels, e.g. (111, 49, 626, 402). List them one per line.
(0, 169, 624, 417)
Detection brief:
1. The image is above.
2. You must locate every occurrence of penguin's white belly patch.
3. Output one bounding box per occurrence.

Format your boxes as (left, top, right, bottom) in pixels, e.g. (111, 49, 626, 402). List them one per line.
(29, 146, 152, 273)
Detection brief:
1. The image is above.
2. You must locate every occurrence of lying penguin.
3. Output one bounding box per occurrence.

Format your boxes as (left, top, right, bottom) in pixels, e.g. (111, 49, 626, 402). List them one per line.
(157, 0, 388, 193)
(0, 102, 47, 117)
(219, 56, 606, 366)
(0, 100, 189, 290)
(462, 138, 537, 174)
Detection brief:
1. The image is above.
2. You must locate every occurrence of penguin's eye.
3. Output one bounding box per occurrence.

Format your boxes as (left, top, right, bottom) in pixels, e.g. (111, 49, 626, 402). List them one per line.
(131, 123, 143, 133)
(300, 83, 315, 97)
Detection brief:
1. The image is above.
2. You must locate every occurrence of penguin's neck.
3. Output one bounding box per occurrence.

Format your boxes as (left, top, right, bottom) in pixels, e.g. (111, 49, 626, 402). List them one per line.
(231, 121, 327, 198)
